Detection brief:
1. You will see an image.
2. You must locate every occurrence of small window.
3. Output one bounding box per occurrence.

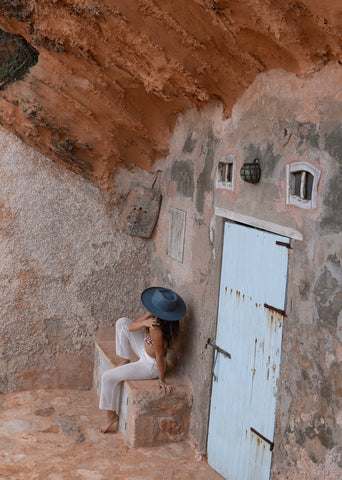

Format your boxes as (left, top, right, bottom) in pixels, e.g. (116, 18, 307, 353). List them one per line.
(218, 162, 233, 183)
(216, 155, 236, 191)
(293, 171, 313, 200)
(286, 162, 321, 209)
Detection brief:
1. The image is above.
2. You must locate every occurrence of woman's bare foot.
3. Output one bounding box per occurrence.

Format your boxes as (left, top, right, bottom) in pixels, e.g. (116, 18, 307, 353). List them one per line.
(100, 410, 119, 433)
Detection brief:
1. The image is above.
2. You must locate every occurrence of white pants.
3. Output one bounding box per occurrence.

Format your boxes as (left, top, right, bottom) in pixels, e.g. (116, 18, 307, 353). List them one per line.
(99, 317, 159, 411)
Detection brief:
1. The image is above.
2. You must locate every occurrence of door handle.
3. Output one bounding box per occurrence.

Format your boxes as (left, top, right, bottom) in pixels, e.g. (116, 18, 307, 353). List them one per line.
(206, 338, 231, 382)
(206, 338, 231, 359)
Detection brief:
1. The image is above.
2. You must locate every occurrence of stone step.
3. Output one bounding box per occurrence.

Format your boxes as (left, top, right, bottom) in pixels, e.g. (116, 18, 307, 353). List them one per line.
(93, 328, 192, 447)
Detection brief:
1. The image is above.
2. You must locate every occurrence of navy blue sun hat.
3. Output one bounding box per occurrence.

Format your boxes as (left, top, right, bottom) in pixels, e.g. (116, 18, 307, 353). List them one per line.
(141, 287, 186, 321)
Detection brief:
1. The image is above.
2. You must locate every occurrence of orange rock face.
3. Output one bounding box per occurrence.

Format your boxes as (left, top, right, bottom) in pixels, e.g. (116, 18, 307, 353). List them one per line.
(0, 1, 341, 187)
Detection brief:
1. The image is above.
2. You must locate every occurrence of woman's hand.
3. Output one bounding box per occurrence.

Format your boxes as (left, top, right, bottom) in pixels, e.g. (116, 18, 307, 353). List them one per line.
(158, 380, 174, 394)
(142, 312, 160, 329)
(129, 312, 159, 332)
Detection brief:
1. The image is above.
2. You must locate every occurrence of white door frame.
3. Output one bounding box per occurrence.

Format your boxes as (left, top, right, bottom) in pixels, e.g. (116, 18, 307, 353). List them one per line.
(215, 206, 303, 241)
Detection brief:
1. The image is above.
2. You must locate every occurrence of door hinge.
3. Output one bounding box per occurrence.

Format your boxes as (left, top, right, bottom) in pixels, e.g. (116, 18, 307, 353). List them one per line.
(250, 427, 274, 451)
(276, 240, 292, 249)
(206, 338, 231, 359)
(264, 303, 287, 317)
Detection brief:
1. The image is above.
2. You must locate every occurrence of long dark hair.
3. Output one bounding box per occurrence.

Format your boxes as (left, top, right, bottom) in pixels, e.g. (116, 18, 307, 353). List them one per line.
(157, 318, 180, 349)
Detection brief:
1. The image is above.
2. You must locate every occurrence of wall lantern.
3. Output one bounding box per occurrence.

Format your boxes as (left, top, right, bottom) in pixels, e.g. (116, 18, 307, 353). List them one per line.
(240, 158, 261, 183)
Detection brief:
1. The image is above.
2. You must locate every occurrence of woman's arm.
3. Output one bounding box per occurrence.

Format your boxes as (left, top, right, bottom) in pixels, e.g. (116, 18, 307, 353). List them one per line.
(128, 311, 155, 332)
(150, 324, 173, 393)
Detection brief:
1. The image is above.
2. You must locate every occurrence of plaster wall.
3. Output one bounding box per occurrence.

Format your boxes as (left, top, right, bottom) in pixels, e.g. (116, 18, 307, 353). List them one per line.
(0, 128, 151, 392)
(214, 65, 342, 479)
(149, 64, 342, 478)
(146, 108, 223, 452)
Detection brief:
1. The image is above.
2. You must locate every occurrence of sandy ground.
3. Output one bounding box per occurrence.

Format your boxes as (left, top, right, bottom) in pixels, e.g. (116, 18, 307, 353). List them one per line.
(0, 388, 223, 480)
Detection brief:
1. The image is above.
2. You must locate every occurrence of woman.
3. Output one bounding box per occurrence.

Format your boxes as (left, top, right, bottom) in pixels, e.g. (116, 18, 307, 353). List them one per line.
(99, 286, 186, 433)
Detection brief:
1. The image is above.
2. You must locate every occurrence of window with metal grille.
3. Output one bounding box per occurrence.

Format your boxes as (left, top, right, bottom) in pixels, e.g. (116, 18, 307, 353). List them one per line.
(216, 155, 236, 191)
(286, 162, 321, 209)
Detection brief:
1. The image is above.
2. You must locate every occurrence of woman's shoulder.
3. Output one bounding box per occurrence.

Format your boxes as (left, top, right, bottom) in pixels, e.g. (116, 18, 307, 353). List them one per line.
(149, 324, 164, 347)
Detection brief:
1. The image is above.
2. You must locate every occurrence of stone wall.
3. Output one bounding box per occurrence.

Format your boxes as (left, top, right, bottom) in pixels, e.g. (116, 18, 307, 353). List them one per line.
(146, 108, 223, 451)
(0, 128, 151, 392)
(214, 65, 342, 479)
(149, 64, 342, 478)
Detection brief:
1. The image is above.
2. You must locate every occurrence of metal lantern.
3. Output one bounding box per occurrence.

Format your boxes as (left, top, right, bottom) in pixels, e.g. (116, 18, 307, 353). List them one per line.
(240, 158, 261, 183)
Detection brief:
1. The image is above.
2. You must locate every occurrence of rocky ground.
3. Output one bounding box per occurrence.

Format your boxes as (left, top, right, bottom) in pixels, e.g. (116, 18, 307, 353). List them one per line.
(0, 387, 223, 480)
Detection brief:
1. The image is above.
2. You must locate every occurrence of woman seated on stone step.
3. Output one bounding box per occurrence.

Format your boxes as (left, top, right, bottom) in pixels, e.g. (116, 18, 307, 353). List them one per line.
(99, 286, 186, 433)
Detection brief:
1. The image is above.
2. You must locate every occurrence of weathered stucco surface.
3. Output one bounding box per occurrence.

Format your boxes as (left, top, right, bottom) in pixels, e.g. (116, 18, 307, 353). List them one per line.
(0, 127, 151, 392)
(146, 110, 221, 452)
(147, 64, 341, 477)
(214, 65, 342, 480)
(0, 1, 341, 185)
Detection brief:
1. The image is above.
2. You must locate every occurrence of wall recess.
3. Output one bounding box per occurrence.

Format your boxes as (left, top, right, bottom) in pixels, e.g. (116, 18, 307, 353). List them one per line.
(286, 162, 321, 209)
(168, 207, 186, 262)
(216, 155, 236, 191)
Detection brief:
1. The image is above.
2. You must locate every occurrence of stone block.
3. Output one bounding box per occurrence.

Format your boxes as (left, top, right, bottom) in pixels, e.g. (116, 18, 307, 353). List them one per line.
(94, 338, 192, 447)
(119, 378, 191, 447)
(128, 415, 154, 448)
(158, 417, 185, 442)
(93, 342, 116, 397)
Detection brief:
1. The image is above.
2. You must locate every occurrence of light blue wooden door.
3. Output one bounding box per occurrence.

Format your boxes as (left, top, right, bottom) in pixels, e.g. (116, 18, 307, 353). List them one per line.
(207, 221, 289, 480)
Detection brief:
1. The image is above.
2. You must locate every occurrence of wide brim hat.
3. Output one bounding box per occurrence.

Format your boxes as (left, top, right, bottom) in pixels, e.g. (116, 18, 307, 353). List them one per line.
(141, 287, 186, 321)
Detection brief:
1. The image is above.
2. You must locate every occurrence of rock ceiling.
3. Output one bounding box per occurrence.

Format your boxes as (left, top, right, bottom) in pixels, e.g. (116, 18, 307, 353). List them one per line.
(0, 0, 341, 187)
